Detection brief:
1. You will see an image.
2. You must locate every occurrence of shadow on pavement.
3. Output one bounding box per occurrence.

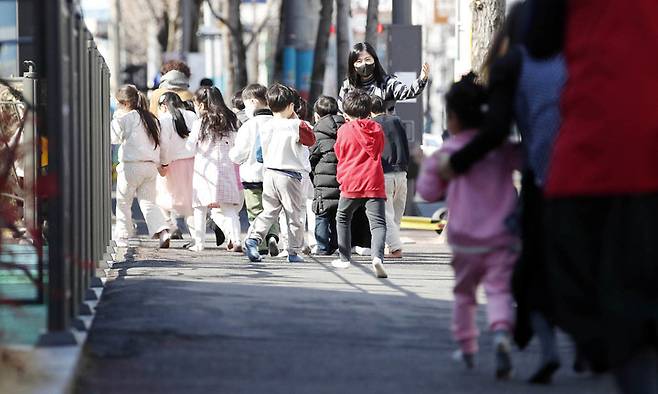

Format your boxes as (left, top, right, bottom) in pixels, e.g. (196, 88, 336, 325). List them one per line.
(74, 263, 616, 394)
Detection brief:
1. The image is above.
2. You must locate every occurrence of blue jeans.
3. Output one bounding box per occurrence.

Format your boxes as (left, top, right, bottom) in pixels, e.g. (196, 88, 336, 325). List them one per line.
(315, 208, 338, 254)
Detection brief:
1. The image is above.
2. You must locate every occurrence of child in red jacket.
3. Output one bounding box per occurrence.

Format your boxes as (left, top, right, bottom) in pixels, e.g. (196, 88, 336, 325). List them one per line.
(332, 90, 388, 278)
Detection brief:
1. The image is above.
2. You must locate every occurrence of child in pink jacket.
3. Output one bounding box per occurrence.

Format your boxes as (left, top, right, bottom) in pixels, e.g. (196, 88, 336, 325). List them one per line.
(417, 73, 521, 379)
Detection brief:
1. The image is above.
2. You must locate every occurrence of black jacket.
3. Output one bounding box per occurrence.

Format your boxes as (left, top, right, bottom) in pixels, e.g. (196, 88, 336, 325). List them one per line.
(373, 114, 410, 173)
(309, 114, 345, 214)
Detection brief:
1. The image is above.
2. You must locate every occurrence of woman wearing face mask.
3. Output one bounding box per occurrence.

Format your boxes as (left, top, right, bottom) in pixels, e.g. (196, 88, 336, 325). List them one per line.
(337, 42, 429, 256)
(338, 42, 430, 114)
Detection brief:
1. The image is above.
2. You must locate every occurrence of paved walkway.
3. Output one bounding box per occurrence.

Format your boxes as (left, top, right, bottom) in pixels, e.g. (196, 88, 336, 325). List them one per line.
(74, 231, 615, 394)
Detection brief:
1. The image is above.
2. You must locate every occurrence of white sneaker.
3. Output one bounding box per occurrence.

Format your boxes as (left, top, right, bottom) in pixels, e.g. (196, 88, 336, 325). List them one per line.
(188, 243, 204, 252)
(354, 246, 371, 256)
(158, 230, 171, 249)
(372, 257, 388, 278)
(331, 259, 351, 269)
(452, 349, 475, 369)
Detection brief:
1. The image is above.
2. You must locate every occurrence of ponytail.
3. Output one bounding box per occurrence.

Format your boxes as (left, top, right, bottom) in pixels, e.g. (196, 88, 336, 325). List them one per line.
(159, 91, 190, 139)
(117, 85, 161, 148)
(137, 108, 161, 148)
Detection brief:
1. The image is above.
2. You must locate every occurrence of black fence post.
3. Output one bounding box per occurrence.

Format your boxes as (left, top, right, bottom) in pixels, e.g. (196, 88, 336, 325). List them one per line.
(37, 0, 76, 347)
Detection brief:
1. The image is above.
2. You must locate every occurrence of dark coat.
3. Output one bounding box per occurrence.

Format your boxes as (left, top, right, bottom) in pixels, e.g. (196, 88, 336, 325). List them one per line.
(372, 114, 410, 173)
(310, 114, 345, 214)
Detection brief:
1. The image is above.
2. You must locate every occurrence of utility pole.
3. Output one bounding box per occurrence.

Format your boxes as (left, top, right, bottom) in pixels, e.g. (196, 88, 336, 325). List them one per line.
(110, 0, 121, 91)
(392, 0, 412, 25)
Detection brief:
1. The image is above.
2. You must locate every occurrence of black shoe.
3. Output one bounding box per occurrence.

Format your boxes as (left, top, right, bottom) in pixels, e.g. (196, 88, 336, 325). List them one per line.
(529, 360, 560, 385)
(573, 352, 588, 374)
(494, 333, 513, 380)
(208, 219, 225, 246)
(315, 249, 337, 256)
(170, 228, 184, 240)
(267, 237, 279, 257)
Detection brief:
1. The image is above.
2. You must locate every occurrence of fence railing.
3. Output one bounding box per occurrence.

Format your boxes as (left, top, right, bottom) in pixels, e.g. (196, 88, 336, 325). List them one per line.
(39, 2, 112, 345)
(0, 0, 113, 346)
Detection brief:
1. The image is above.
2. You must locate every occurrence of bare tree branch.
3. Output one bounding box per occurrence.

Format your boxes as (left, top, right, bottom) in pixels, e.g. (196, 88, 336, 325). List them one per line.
(205, 0, 238, 35)
(244, 15, 271, 49)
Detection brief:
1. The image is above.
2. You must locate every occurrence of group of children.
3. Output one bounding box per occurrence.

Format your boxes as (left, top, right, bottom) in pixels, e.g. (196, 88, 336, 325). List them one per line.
(111, 80, 412, 279)
(111, 70, 529, 378)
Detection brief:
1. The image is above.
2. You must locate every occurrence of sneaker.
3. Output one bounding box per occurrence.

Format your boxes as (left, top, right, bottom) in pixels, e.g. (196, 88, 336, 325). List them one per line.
(494, 331, 513, 380)
(314, 249, 337, 256)
(452, 349, 475, 370)
(170, 228, 184, 240)
(188, 243, 204, 252)
(287, 254, 305, 263)
(244, 238, 262, 262)
(354, 246, 371, 256)
(268, 237, 280, 257)
(331, 259, 351, 269)
(159, 230, 171, 249)
(385, 249, 403, 259)
(372, 257, 388, 278)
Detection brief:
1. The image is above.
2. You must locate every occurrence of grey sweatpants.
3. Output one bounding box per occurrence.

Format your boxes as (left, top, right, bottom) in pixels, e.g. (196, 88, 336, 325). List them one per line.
(336, 196, 386, 261)
(247, 170, 305, 254)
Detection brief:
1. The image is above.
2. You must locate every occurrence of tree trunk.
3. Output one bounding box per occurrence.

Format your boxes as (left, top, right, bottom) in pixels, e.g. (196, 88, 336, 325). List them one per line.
(470, 0, 506, 75)
(365, 0, 379, 46)
(335, 0, 351, 91)
(309, 0, 334, 108)
(228, 0, 248, 89)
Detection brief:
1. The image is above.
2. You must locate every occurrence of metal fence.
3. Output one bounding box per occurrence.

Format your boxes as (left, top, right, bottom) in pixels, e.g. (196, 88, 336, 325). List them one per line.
(0, 0, 114, 345)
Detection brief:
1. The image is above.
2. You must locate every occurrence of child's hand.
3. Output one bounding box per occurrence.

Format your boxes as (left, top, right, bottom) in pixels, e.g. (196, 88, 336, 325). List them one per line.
(207, 203, 221, 209)
(437, 153, 455, 180)
(158, 166, 168, 177)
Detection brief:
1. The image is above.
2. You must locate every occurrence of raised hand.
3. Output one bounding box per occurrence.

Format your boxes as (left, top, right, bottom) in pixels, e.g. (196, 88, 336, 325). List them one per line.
(421, 63, 430, 81)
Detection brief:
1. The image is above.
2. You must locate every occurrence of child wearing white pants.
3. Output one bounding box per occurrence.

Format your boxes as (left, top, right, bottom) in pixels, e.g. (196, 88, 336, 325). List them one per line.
(192, 204, 242, 251)
(189, 86, 244, 252)
(111, 85, 170, 247)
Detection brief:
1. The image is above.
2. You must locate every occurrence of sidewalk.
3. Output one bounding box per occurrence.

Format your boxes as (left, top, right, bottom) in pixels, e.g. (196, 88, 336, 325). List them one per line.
(73, 230, 615, 394)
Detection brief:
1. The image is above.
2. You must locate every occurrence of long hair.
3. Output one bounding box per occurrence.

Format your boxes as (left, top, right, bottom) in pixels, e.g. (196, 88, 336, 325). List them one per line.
(116, 84, 160, 148)
(347, 42, 388, 87)
(194, 86, 238, 142)
(480, 2, 528, 84)
(159, 92, 190, 139)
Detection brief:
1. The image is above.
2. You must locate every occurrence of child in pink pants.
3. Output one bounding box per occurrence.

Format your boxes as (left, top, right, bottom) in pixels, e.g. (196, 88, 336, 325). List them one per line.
(417, 73, 521, 379)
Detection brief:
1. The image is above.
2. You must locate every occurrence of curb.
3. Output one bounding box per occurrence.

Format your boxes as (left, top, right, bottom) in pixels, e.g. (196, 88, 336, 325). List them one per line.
(0, 249, 114, 394)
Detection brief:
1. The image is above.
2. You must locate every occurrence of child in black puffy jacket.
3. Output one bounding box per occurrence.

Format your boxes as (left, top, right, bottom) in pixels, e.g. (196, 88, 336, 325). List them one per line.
(309, 96, 345, 255)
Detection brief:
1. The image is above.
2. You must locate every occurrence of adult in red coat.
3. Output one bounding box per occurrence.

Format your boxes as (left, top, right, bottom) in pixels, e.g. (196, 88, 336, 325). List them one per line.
(543, 0, 658, 391)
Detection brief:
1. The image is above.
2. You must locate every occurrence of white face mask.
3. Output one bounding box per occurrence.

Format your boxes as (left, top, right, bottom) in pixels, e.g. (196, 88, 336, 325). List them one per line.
(244, 100, 256, 119)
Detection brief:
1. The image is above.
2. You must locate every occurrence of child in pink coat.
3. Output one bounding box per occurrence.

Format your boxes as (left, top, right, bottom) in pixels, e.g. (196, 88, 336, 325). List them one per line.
(417, 73, 521, 379)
